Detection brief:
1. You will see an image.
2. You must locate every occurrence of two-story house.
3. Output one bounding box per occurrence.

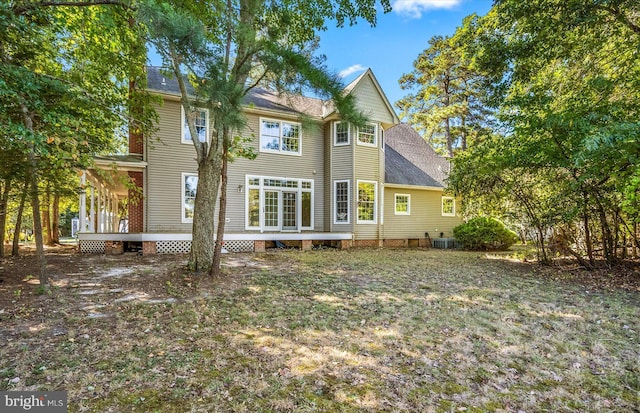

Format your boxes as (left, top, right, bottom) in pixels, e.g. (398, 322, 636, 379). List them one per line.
(77, 67, 461, 254)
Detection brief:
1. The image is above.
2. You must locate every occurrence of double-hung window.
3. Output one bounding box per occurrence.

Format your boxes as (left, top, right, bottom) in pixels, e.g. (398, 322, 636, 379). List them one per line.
(182, 173, 198, 223)
(182, 107, 208, 144)
(395, 194, 410, 215)
(442, 196, 455, 216)
(334, 121, 350, 146)
(357, 180, 377, 224)
(260, 118, 301, 155)
(334, 180, 350, 224)
(357, 123, 377, 147)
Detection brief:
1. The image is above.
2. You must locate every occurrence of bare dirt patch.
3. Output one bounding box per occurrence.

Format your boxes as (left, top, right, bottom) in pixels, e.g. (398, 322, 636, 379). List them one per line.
(1, 247, 639, 412)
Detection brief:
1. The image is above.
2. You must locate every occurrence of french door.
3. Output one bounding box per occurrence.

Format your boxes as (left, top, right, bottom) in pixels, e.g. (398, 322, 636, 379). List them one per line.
(263, 190, 298, 231)
(282, 191, 297, 230)
(246, 176, 313, 232)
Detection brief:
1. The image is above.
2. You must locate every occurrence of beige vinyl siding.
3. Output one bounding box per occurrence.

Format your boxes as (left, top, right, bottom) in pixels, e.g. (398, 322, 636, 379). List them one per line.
(382, 187, 463, 239)
(351, 76, 395, 125)
(352, 129, 382, 239)
(146, 100, 199, 232)
(147, 100, 326, 233)
(329, 122, 354, 232)
(323, 123, 331, 231)
(225, 113, 326, 232)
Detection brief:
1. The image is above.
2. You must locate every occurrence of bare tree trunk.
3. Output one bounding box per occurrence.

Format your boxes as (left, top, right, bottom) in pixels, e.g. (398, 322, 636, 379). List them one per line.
(0, 179, 11, 258)
(20, 102, 47, 288)
(51, 191, 60, 244)
(460, 115, 467, 152)
(188, 155, 222, 273)
(633, 221, 638, 259)
(443, 76, 453, 157)
(43, 183, 52, 245)
(597, 201, 614, 266)
(583, 209, 595, 266)
(12, 183, 27, 256)
(211, 132, 229, 277)
(536, 226, 549, 264)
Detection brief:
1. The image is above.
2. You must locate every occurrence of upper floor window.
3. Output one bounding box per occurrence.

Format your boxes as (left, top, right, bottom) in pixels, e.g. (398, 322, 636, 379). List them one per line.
(334, 121, 350, 146)
(260, 118, 301, 155)
(357, 123, 377, 147)
(182, 107, 208, 144)
(395, 193, 410, 215)
(442, 196, 455, 216)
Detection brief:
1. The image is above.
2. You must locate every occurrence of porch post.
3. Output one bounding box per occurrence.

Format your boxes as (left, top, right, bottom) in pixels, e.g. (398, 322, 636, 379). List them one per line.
(114, 195, 119, 232)
(89, 186, 95, 232)
(106, 190, 112, 233)
(79, 172, 87, 232)
(105, 189, 111, 233)
(97, 185, 103, 233)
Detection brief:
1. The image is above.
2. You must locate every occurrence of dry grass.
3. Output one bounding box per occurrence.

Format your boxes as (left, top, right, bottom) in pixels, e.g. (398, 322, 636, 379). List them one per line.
(1, 248, 639, 412)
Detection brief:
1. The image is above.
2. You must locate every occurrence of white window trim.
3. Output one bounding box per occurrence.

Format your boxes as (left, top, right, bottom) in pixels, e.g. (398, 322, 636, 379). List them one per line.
(356, 122, 378, 148)
(259, 117, 302, 156)
(356, 180, 377, 224)
(181, 172, 198, 224)
(394, 193, 411, 216)
(333, 121, 350, 146)
(333, 180, 351, 225)
(181, 106, 209, 145)
(442, 196, 456, 217)
(244, 175, 314, 231)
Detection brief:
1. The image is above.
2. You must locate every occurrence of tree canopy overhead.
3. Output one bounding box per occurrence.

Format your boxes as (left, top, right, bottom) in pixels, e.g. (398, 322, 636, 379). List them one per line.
(1, 1, 154, 285)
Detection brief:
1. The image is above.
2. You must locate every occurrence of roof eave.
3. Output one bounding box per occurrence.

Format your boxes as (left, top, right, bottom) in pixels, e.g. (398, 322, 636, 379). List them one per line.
(384, 182, 445, 191)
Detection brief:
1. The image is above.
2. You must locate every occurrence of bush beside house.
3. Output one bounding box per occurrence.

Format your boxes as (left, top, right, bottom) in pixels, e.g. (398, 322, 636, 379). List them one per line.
(453, 217, 519, 251)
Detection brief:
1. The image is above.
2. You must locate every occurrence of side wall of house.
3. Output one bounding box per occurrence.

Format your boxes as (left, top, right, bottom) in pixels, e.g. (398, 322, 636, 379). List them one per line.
(145, 98, 199, 232)
(225, 111, 326, 232)
(328, 120, 354, 233)
(145, 99, 326, 233)
(350, 75, 395, 241)
(382, 187, 463, 239)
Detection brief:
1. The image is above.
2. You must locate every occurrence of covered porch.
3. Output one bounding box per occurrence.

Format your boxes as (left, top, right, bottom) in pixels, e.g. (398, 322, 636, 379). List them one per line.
(78, 155, 146, 237)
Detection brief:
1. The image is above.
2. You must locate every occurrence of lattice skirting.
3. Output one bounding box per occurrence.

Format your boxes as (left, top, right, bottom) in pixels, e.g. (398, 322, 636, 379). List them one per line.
(156, 240, 192, 254)
(154, 239, 254, 254)
(80, 240, 105, 254)
(222, 239, 254, 253)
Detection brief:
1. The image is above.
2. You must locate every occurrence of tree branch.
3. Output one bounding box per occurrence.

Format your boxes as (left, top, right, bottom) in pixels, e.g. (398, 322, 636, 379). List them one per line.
(594, 4, 640, 35)
(13, 0, 133, 15)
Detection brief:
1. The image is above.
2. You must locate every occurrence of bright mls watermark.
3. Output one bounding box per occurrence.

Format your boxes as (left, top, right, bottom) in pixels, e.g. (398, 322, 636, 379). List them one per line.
(1, 391, 67, 412)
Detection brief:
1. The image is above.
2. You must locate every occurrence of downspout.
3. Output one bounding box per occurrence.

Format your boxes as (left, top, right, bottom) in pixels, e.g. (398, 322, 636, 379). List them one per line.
(352, 123, 356, 243)
(377, 124, 383, 247)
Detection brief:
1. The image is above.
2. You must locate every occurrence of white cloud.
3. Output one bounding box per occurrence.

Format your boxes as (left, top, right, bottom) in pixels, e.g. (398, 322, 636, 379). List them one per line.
(392, 0, 462, 19)
(338, 64, 366, 78)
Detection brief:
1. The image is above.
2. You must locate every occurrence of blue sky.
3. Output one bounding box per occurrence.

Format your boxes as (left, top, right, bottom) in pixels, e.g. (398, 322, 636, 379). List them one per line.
(318, 0, 493, 107)
(148, 1, 493, 109)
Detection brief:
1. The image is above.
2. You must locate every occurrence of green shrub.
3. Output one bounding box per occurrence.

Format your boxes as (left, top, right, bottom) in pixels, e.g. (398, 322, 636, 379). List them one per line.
(453, 217, 519, 251)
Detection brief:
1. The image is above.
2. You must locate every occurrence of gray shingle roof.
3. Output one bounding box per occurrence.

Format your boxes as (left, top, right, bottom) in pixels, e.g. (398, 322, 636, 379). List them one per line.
(385, 123, 450, 188)
(146, 66, 324, 118)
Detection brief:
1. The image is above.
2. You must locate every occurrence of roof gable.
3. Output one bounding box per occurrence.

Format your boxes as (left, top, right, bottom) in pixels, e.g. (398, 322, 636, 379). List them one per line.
(327, 69, 399, 124)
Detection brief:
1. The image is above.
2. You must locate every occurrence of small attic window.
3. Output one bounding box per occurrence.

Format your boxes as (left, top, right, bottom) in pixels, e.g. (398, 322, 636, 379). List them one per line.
(161, 77, 166, 86)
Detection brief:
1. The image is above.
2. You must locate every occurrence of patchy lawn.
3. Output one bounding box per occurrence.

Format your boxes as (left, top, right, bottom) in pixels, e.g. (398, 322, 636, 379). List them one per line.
(1, 248, 639, 412)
